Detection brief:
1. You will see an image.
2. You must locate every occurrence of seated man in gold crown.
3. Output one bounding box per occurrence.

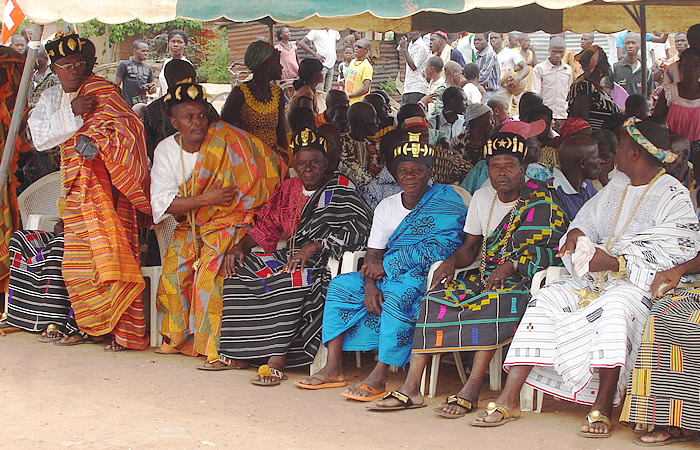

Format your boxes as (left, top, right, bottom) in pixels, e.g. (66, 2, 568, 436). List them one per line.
(295, 132, 468, 401)
(369, 128, 568, 412)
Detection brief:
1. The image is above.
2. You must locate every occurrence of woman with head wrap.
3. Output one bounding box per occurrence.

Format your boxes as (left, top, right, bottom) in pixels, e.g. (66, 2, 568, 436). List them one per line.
(213, 129, 372, 381)
(567, 45, 621, 130)
(221, 40, 289, 164)
(158, 30, 193, 95)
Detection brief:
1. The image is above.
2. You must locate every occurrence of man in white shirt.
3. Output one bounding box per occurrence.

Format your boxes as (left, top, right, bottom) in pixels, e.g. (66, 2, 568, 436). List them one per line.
(399, 32, 430, 105)
(491, 33, 530, 116)
(532, 37, 574, 123)
(299, 29, 341, 92)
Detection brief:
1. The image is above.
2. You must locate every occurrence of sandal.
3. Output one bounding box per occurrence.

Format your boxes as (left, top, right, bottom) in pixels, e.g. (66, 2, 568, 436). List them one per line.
(577, 410, 612, 438)
(633, 427, 695, 446)
(340, 384, 387, 402)
(54, 331, 96, 346)
(250, 365, 288, 386)
(104, 340, 126, 352)
(433, 395, 475, 418)
(36, 324, 64, 343)
(469, 402, 521, 427)
(197, 354, 250, 371)
(295, 373, 347, 390)
(366, 391, 427, 411)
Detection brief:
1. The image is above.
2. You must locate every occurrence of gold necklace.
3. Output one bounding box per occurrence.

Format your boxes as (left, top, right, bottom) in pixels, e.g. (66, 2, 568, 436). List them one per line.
(480, 189, 521, 287)
(240, 81, 279, 115)
(177, 134, 201, 272)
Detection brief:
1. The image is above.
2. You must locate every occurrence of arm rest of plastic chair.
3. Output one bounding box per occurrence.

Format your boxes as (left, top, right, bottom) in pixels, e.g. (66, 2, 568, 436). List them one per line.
(545, 266, 568, 283)
(426, 258, 481, 289)
(530, 266, 569, 296)
(340, 250, 366, 274)
(328, 258, 340, 279)
(25, 214, 60, 232)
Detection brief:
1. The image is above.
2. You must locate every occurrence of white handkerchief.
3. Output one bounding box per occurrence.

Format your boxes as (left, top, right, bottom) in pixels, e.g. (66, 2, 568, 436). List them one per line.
(571, 235, 596, 277)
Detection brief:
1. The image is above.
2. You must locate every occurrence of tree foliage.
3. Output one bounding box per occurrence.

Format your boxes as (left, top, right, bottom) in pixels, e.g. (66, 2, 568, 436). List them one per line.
(78, 19, 202, 46)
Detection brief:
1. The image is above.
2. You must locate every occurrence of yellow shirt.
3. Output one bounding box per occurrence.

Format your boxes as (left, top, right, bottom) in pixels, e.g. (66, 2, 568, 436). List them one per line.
(345, 58, 373, 104)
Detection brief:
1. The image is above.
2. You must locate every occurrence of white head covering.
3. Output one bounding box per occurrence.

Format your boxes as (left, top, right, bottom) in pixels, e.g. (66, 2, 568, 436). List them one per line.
(465, 103, 492, 122)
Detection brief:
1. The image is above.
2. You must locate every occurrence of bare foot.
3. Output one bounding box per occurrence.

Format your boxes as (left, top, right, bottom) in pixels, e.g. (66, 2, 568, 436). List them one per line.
(56, 334, 86, 346)
(41, 324, 62, 339)
(298, 366, 345, 386)
(637, 427, 694, 444)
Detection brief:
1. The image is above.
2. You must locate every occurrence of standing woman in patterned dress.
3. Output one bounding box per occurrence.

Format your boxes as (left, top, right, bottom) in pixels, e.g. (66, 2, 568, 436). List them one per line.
(221, 41, 289, 164)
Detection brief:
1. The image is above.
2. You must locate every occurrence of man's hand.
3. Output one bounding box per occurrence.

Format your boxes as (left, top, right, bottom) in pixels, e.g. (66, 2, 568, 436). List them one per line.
(650, 265, 684, 298)
(53, 219, 64, 235)
(557, 228, 585, 257)
(71, 95, 98, 115)
(222, 243, 248, 277)
(399, 36, 408, 52)
(485, 261, 516, 291)
(588, 248, 619, 273)
(361, 260, 386, 281)
(419, 92, 439, 105)
(364, 283, 384, 316)
(429, 258, 457, 290)
(201, 182, 237, 207)
(287, 242, 322, 272)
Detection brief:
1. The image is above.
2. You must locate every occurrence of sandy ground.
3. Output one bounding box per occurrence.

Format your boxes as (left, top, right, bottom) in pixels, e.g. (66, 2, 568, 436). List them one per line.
(1, 330, 696, 450)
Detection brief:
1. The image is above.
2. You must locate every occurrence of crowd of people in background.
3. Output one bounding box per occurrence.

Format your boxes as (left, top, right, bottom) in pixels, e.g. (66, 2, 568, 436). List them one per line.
(1, 22, 700, 446)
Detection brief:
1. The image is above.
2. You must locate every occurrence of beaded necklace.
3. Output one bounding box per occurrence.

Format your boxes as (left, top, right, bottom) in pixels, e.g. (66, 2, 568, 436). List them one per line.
(240, 81, 280, 115)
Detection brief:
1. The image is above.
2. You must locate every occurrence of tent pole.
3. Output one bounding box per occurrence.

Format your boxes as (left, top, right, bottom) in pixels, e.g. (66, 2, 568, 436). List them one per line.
(640, 5, 648, 97)
(0, 23, 43, 197)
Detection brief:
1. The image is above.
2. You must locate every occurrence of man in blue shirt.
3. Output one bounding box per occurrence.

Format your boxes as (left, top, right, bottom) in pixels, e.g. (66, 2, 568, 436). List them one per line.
(549, 135, 601, 220)
(473, 33, 500, 100)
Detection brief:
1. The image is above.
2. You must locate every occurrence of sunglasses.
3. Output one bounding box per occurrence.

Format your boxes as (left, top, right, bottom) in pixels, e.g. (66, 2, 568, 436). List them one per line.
(54, 60, 87, 72)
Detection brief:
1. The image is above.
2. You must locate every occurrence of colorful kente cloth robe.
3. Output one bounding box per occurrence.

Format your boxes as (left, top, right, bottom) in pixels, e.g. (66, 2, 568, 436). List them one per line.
(157, 122, 283, 361)
(505, 173, 700, 406)
(6, 230, 78, 336)
(413, 179, 567, 354)
(218, 174, 372, 367)
(620, 288, 700, 432)
(61, 76, 152, 348)
(0, 47, 31, 290)
(322, 184, 467, 367)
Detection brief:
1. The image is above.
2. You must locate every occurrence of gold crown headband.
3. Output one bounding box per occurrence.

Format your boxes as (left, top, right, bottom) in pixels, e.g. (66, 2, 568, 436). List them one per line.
(483, 133, 528, 159)
(45, 30, 83, 60)
(292, 128, 327, 153)
(393, 132, 435, 159)
(163, 83, 208, 104)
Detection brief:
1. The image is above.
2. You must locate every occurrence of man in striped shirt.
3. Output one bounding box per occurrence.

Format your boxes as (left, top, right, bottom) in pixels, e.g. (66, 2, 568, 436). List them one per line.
(474, 33, 501, 100)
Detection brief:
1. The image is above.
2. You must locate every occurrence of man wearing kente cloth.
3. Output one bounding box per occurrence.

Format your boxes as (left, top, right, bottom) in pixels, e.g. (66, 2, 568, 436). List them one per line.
(26, 31, 152, 351)
(296, 133, 467, 401)
(370, 126, 568, 412)
(150, 82, 283, 368)
(471, 117, 700, 439)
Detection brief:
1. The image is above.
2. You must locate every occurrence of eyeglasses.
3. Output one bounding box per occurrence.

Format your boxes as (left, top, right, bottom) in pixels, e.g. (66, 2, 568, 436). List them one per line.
(53, 60, 87, 72)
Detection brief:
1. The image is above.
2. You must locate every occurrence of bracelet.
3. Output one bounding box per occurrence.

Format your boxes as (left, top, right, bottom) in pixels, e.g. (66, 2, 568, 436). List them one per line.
(613, 254, 627, 277)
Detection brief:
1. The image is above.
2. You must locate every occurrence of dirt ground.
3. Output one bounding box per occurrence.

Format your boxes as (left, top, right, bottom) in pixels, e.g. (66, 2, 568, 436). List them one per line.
(1, 330, 695, 450)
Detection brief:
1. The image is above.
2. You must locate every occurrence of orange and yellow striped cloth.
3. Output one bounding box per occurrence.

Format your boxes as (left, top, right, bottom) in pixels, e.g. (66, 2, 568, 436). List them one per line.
(60, 76, 152, 349)
(158, 121, 284, 361)
(0, 47, 31, 291)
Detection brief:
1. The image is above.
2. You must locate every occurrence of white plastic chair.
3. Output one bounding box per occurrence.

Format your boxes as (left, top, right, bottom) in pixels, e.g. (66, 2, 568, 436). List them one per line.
(310, 250, 366, 375)
(17, 171, 61, 232)
(141, 215, 178, 348)
(519, 265, 569, 412)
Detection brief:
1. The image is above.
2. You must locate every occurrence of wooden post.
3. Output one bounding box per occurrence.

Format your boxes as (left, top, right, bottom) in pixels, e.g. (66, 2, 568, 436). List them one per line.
(640, 5, 648, 97)
(0, 24, 44, 197)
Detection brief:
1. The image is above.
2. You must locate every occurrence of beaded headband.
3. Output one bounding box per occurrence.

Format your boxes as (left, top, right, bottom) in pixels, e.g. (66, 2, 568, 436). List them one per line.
(624, 117, 676, 163)
(483, 132, 528, 161)
(393, 132, 435, 166)
(291, 128, 327, 154)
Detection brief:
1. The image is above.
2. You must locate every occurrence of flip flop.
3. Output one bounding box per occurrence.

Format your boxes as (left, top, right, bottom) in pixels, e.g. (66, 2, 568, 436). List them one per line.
(53, 334, 96, 346)
(154, 348, 179, 355)
(633, 427, 695, 446)
(469, 402, 521, 427)
(433, 394, 475, 418)
(294, 373, 347, 390)
(340, 384, 387, 402)
(366, 391, 427, 411)
(250, 365, 288, 386)
(577, 410, 612, 438)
